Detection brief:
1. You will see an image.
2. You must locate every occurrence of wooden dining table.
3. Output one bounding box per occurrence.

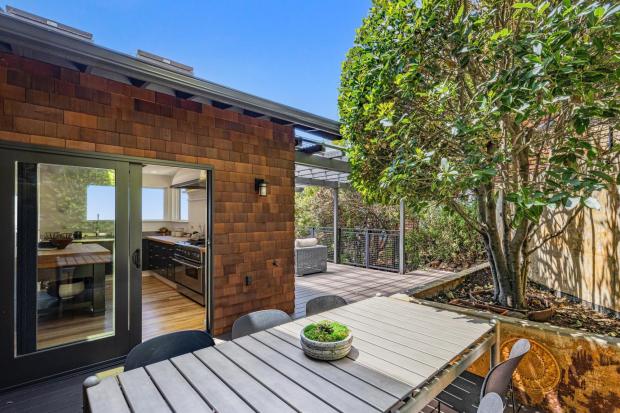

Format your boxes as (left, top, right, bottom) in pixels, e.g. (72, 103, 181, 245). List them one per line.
(85, 296, 498, 413)
(38, 243, 112, 314)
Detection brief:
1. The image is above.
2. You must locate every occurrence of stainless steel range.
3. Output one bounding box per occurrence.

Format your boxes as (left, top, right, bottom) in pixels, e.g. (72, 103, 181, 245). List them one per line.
(172, 242, 205, 305)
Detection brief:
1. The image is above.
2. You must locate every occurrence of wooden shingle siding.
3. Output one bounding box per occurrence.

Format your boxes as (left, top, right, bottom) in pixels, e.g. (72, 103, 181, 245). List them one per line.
(0, 51, 296, 335)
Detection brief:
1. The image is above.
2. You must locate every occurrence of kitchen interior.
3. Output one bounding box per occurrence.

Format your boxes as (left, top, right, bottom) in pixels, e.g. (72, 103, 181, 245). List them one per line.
(140, 164, 208, 341)
(33, 163, 208, 352)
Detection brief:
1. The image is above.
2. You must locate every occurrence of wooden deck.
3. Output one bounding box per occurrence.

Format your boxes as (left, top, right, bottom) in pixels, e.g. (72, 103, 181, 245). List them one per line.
(294, 263, 455, 319)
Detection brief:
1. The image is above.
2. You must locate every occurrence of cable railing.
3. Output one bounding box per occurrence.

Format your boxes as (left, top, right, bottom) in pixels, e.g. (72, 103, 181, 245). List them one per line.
(307, 227, 400, 272)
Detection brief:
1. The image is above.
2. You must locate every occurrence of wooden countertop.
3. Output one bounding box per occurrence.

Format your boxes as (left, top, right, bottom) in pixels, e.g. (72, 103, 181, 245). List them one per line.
(38, 243, 112, 269)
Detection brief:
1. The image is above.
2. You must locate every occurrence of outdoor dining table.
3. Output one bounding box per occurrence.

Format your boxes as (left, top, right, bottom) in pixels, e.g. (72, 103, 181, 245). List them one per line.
(85, 296, 498, 413)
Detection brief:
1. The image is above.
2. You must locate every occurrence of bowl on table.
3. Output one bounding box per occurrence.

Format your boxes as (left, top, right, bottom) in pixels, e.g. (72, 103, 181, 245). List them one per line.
(44, 232, 74, 249)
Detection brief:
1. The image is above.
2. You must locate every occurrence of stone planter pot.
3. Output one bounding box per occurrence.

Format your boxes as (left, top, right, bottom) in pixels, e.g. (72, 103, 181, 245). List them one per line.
(300, 331, 353, 361)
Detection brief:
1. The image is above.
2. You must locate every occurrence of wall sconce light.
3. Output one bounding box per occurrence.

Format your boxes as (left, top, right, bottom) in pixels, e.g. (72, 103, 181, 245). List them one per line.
(255, 178, 267, 197)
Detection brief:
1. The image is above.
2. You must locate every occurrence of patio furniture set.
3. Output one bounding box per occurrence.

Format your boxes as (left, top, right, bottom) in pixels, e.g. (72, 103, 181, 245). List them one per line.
(84, 295, 530, 413)
(294, 237, 328, 276)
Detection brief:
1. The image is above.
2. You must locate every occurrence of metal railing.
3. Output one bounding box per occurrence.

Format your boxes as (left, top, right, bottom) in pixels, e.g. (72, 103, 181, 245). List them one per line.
(307, 227, 400, 272)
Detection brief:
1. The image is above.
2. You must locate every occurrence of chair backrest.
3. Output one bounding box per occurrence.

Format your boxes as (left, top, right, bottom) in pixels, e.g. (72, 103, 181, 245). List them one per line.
(480, 338, 531, 400)
(124, 330, 215, 371)
(305, 295, 347, 316)
(231, 309, 292, 339)
(477, 392, 504, 413)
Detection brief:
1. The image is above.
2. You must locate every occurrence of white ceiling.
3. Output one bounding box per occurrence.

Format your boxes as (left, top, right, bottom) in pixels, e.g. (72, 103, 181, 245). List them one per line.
(142, 165, 180, 176)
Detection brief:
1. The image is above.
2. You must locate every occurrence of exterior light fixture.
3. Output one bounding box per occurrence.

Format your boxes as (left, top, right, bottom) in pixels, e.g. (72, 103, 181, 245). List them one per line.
(255, 179, 267, 197)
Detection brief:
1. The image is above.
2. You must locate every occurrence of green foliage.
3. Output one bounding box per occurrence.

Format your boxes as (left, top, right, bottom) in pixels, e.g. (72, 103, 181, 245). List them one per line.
(406, 204, 485, 269)
(303, 320, 350, 342)
(39, 164, 115, 235)
(339, 0, 620, 306)
(295, 188, 483, 268)
(339, 0, 620, 217)
(295, 187, 399, 236)
(295, 187, 322, 237)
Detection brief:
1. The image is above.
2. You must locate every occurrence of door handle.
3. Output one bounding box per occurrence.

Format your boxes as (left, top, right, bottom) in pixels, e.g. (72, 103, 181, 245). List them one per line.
(132, 248, 141, 269)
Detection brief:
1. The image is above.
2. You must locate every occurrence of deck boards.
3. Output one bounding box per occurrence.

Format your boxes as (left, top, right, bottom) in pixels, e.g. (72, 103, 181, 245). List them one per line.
(294, 263, 455, 318)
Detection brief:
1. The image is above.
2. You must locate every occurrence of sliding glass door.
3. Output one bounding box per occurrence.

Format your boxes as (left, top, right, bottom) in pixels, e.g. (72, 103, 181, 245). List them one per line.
(0, 148, 137, 389)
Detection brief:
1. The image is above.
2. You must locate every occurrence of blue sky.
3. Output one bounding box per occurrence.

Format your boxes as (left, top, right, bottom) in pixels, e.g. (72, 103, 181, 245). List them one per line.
(8, 1, 372, 120)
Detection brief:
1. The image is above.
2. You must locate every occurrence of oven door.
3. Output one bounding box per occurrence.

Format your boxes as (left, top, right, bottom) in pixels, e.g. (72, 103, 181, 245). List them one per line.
(171, 257, 203, 293)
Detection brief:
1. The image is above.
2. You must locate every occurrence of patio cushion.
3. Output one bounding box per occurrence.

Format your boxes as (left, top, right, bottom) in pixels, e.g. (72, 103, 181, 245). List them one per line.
(295, 237, 319, 248)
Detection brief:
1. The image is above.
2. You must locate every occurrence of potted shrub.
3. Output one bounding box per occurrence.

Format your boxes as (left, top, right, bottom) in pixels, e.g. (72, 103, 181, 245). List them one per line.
(300, 320, 353, 361)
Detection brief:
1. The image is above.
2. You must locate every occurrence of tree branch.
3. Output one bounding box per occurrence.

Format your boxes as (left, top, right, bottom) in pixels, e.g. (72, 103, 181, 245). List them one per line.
(525, 205, 584, 256)
(447, 199, 486, 236)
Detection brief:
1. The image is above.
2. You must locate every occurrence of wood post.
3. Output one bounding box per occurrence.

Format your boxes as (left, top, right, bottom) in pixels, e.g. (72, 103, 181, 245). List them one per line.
(399, 198, 405, 274)
(332, 187, 339, 264)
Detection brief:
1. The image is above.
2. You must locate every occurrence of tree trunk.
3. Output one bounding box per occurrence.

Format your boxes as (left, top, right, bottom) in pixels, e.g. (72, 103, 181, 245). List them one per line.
(477, 190, 527, 309)
(484, 237, 529, 308)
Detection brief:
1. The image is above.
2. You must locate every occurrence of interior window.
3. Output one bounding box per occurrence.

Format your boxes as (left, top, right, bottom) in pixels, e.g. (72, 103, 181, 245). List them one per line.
(142, 187, 165, 220)
(180, 189, 189, 221)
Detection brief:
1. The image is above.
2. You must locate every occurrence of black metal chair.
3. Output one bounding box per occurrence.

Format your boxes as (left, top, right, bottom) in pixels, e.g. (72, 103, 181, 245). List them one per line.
(305, 295, 347, 316)
(124, 330, 215, 371)
(231, 309, 292, 339)
(435, 338, 531, 413)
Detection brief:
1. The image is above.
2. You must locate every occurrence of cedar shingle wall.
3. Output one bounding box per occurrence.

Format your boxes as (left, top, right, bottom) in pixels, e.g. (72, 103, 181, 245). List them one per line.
(0, 52, 296, 335)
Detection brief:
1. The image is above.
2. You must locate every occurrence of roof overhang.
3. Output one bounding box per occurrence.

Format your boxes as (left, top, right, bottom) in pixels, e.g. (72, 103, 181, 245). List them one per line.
(0, 7, 351, 189)
(0, 10, 341, 139)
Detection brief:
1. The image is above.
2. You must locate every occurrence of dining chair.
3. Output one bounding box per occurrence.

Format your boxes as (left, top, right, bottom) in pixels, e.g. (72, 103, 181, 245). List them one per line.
(124, 330, 215, 371)
(305, 295, 347, 316)
(435, 338, 531, 413)
(231, 309, 292, 339)
(477, 393, 504, 413)
(84, 329, 216, 410)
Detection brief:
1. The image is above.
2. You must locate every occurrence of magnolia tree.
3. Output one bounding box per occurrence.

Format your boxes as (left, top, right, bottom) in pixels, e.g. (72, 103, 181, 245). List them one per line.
(339, 0, 620, 308)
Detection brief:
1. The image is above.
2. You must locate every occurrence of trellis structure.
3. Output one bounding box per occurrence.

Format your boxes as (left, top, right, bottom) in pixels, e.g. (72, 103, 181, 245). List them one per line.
(294, 133, 406, 274)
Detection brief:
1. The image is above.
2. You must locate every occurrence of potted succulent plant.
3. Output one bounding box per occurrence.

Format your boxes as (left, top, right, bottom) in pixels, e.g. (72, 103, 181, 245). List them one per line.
(300, 320, 353, 361)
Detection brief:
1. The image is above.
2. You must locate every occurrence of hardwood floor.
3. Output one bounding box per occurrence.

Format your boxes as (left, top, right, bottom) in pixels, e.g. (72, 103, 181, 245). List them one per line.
(36, 273, 205, 349)
(141, 273, 206, 341)
(37, 277, 114, 350)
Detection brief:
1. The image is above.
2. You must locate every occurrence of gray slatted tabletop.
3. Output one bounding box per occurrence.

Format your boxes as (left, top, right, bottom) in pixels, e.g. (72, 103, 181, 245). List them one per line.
(86, 297, 497, 413)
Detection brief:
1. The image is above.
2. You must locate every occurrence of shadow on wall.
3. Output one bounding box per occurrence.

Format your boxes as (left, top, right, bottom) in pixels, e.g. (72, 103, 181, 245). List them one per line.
(531, 188, 620, 313)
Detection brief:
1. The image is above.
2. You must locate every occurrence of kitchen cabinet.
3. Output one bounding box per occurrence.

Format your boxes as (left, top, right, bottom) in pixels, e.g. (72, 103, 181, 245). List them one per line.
(145, 239, 175, 280)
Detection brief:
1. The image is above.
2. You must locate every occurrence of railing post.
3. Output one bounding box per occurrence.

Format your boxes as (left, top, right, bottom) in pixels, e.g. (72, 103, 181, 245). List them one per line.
(399, 198, 405, 274)
(364, 229, 370, 268)
(332, 188, 339, 264)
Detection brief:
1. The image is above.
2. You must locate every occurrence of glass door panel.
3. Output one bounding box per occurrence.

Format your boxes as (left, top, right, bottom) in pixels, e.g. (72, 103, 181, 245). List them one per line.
(0, 148, 133, 390)
(16, 163, 118, 353)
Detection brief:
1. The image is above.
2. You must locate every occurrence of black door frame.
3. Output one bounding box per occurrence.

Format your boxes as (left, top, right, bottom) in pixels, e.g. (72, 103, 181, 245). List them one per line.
(0, 142, 214, 390)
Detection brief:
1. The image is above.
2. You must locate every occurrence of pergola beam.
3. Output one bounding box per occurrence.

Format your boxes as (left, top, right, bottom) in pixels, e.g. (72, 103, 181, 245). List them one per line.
(295, 152, 351, 173)
(295, 177, 350, 189)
